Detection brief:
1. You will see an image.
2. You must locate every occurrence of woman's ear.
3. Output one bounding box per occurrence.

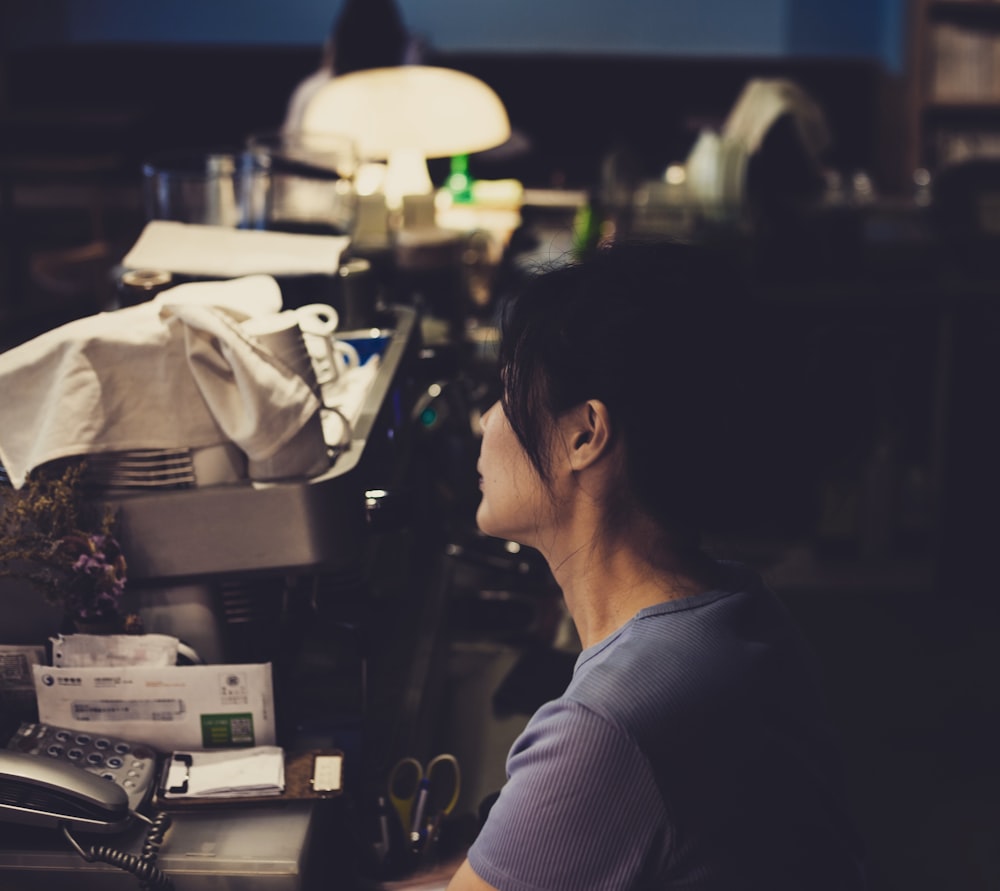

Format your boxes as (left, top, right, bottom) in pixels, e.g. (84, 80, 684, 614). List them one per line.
(566, 400, 613, 471)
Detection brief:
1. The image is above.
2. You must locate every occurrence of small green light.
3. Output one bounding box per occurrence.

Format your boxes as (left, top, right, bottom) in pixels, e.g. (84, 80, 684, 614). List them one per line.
(420, 407, 438, 427)
(447, 154, 473, 203)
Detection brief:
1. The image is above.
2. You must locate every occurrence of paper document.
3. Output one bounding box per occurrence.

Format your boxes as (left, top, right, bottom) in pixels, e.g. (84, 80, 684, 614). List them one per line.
(122, 220, 350, 278)
(50, 633, 180, 668)
(0, 645, 46, 711)
(33, 662, 276, 751)
(163, 746, 285, 799)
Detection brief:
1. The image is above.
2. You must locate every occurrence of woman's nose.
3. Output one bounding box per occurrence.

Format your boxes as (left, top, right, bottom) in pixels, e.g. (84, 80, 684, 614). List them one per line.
(481, 400, 501, 428)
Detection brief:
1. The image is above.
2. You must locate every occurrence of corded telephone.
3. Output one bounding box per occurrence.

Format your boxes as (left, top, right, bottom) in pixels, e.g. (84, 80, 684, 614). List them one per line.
(0, 722, 172, 889)
(0, 747, 132, 833)
(2, 721, 158, 829)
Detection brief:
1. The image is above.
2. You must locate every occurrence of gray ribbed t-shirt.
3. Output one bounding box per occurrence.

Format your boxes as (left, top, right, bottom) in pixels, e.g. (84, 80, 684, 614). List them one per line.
(468, 564, 866, 890)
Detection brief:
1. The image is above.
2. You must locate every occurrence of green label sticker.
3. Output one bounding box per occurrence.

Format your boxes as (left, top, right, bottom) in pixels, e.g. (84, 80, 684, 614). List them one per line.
(200, 713, 255, 748)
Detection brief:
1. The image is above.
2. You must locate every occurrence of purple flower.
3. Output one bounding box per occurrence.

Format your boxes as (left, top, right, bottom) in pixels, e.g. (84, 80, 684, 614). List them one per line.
(58, 532, 127, 620)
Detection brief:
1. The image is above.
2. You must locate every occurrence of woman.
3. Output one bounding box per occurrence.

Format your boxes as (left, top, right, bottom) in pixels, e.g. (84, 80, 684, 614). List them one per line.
(282, 0, 422, 134)
(448, 240, 866, 890)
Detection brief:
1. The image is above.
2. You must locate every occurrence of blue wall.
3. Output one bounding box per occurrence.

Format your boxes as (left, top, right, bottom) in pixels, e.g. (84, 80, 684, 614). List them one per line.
(787, 0, 881, 58)
(381, 0, 788, 57)
(880, 0, 909, 73)
(2, 0, 906, 71)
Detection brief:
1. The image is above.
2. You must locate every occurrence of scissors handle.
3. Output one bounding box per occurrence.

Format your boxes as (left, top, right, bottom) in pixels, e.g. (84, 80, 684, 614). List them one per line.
(411, 754, 461, 853)
(387, 756, 422, 837)
(425, 754, 461, 817)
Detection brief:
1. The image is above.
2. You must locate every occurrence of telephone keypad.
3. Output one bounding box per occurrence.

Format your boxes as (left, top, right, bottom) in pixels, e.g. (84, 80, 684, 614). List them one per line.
(8, 722, 156, 813)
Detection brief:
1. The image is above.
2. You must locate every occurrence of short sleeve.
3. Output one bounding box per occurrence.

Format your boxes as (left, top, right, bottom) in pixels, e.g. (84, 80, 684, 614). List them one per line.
(468, 698, 667, 891)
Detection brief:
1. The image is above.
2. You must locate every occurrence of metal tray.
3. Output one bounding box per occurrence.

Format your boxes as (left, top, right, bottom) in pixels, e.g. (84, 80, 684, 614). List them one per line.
(110, 305, 419, 583)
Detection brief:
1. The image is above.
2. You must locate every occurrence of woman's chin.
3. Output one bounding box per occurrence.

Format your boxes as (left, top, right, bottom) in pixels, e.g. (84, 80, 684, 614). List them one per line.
(474, 505, 492, 537)
(475, 504, 506, 541)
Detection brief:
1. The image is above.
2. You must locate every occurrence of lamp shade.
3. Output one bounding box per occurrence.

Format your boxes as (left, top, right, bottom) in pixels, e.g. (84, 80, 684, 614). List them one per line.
(300, 65, 511, 161)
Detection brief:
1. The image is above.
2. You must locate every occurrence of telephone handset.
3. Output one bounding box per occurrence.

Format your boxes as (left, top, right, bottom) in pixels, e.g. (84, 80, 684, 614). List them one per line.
(3, 721, 157, 828)
(0, 747, 131, 833)
(1, 722, 173, 889)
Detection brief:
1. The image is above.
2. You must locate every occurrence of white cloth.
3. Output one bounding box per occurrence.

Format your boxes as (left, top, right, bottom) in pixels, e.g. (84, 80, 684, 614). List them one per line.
(0, 276, 321, 489)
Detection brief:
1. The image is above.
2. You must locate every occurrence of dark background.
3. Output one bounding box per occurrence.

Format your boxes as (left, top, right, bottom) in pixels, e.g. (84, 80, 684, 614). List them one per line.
(1, 3, 999, 889)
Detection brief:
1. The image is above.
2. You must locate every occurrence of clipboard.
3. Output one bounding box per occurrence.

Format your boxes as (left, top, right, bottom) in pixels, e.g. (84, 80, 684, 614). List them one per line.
(154, 748, 344, 809)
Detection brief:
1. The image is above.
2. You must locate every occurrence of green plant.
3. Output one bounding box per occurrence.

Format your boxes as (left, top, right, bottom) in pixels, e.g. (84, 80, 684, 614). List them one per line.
(0, 463, 127, 621)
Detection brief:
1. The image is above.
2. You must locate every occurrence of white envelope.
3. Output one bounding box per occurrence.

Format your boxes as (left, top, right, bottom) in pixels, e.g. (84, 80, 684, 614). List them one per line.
(32, 662, 275, 752)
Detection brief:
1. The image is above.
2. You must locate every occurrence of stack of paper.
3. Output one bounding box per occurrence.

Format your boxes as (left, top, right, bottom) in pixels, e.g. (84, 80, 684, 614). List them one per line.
(122, 221, 350, 278)
(163, 746, 285, 799)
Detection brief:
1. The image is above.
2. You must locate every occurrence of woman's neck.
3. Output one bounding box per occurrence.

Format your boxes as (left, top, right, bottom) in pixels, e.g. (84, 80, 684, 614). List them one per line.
(547, 520, 711, 649)
(532, 441, 715, 649)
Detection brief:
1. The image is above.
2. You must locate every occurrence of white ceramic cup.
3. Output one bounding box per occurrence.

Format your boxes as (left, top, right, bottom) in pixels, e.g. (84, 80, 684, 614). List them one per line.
(294, 303, 360, 390)
(295, 303, 339, 337)
(240, 312, 318, 385)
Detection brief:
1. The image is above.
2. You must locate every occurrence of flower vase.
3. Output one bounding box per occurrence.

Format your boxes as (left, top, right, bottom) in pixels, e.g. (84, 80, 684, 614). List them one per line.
(72, 616, 121, 635)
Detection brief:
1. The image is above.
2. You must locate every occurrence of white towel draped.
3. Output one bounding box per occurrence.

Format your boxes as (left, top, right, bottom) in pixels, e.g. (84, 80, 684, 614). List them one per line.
(0, 276, 321, 489)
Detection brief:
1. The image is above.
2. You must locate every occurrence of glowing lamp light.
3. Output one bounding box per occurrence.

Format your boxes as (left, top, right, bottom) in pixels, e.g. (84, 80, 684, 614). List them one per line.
(300, 65, 511, 214)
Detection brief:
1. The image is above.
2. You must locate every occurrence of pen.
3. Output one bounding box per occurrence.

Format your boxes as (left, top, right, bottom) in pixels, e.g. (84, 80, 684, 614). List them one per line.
(409, 777, 430, 850)
(372, 795, 391, 863)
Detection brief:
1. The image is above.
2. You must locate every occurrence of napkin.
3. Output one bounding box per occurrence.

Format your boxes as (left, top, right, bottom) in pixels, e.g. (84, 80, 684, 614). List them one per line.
(150, 273, 283, 315)
(122, 220, 350, 278)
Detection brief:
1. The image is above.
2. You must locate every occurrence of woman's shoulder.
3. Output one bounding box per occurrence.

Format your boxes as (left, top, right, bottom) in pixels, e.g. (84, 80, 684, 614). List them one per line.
(568, 565, 805, 722)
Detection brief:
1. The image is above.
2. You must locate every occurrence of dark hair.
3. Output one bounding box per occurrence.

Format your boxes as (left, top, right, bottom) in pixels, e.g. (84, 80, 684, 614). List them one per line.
(331, 0, 408, 75)
(497, 239, 761, 551)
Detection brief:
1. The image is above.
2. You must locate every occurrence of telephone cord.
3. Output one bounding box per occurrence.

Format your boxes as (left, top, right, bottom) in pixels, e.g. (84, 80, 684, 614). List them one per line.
(62, 809, 173, 890)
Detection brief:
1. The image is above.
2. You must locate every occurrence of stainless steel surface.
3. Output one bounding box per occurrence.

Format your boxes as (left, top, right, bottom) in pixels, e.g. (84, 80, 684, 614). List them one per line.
(0, 801, 315, 890)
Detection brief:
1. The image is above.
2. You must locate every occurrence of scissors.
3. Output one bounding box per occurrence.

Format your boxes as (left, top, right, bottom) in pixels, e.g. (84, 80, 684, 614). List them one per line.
(388, 753, 461, 854)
